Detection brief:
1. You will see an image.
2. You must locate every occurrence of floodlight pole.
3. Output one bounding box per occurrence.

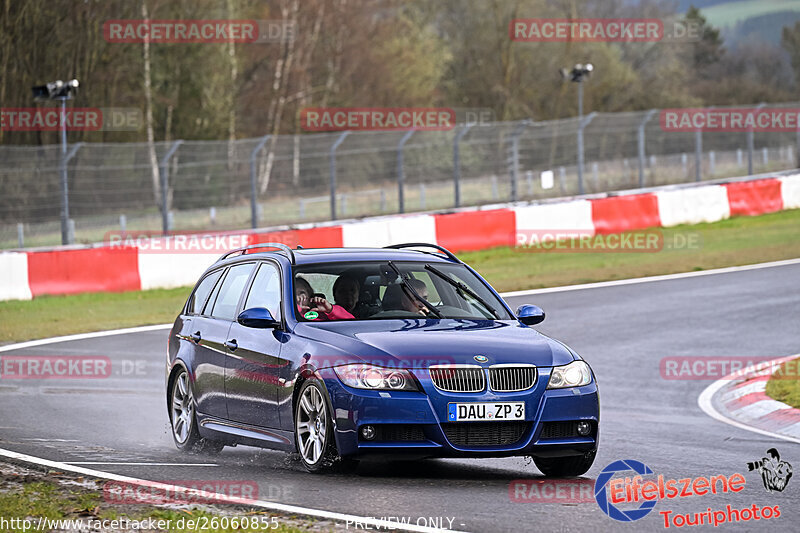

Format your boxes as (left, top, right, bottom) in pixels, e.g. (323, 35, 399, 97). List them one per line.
(561, 64, 593, 196)
(59, 97, 71, 245)
(577, 81, 585, 195)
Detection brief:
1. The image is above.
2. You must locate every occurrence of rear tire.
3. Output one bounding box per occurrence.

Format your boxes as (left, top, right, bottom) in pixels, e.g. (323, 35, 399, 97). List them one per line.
(294, 379, 347, 473)
(533, 450, 595, 477)
(169, 368, 225, 454)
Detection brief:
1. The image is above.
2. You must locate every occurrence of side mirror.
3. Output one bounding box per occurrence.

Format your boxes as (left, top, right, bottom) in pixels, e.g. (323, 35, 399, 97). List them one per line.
(516, 304, 545, 326)
(237, 307, 280, 329)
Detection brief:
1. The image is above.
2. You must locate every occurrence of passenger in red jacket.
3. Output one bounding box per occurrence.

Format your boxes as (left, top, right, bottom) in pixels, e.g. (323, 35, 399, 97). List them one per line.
(294, 276, 355, 320)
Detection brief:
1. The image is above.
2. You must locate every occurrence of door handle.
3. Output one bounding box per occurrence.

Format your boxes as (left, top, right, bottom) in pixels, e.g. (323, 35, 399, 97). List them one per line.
(224, 339, 238, 351)
(189, 331, 202, 343)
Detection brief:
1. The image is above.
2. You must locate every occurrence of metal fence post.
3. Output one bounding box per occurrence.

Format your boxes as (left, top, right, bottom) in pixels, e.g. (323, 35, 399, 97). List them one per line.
(637, 109, 657, 188)
(577, 112, 596, 195)
(17, 223, 24, 248)
(249, 135, 271, 229)
(453, 124, 473, 208)
(694, 130, 702, 182)
(509, 120, 530, 202)
(329, 131, 351, 220)
(159, 140, 183, 236)
(747, 103, 765, 175)
(396, 130, 415, 213)
(59, 142, 83, 245)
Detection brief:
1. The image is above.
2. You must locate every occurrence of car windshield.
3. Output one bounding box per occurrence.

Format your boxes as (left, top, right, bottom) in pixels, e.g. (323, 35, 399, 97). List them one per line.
(293, 261, 512, 321)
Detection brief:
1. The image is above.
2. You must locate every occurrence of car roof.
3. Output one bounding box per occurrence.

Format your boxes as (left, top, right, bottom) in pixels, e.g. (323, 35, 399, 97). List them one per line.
(215, 247, 459, 268)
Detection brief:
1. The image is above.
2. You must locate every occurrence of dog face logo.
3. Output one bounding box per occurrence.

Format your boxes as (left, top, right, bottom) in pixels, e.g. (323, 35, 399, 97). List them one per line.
(747, 448, 792, 493)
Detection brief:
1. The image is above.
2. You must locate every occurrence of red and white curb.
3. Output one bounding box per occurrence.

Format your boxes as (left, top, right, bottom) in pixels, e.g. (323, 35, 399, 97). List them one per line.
(698, 354, 800, 444)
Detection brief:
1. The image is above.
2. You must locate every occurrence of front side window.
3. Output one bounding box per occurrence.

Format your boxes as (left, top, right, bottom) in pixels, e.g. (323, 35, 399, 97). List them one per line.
(243, 262, 282, 320)
(209, 263, 256, 321)
(292, 261, 512, 321)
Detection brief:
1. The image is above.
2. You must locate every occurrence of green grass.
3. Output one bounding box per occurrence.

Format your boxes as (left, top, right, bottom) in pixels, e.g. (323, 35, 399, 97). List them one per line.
(765, 358, 800, 409)
(1, 209, 799, 344)
(0, 477, 313, 533)
(0, 286, 190, 343)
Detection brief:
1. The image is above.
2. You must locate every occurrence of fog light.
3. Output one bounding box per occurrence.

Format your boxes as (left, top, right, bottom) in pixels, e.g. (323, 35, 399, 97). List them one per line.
(361, 425, 376, 440)
(576, 421, 591, 436)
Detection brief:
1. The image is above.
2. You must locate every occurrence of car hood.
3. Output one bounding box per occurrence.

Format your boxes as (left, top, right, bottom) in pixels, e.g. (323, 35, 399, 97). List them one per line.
(293, 319, 576, 368)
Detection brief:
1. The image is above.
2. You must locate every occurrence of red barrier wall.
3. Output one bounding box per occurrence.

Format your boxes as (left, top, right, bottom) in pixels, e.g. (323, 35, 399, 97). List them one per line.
(591, 194, 661, 234)
(27, 246, 141, 297)
(434, 209, 516, 252)
(251, 225, 343, 249)
(726, 179, 783, 217)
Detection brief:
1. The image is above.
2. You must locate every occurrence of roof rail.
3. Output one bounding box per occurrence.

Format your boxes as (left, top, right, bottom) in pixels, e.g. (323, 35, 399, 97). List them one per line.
(383, 243, 460, 263)
(218, 243, 296, 264)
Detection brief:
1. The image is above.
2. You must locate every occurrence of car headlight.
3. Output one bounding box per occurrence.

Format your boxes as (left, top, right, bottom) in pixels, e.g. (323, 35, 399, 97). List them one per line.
(547, 360, 592, 389)
(333, 364, 418, 391)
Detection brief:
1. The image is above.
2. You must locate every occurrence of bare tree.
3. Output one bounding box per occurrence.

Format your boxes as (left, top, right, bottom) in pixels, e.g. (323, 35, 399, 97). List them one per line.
(141, 0, 163, 212)
(259, 0, 300, 195)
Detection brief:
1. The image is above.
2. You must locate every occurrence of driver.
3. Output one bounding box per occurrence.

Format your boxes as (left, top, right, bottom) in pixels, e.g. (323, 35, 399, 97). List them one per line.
(400, 279, 430, 316)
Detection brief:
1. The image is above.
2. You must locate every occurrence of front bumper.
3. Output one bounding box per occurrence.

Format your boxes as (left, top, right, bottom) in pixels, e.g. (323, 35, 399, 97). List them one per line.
(322, 367, 599, 458)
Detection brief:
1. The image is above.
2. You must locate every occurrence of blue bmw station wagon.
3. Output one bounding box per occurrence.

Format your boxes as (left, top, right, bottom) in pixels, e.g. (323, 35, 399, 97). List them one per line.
(166, 243, 599, 475)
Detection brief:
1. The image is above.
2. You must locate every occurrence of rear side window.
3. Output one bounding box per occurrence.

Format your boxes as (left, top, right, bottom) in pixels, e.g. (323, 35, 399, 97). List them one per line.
(187, 270, 223, 315)
(209, 263, 256, 321)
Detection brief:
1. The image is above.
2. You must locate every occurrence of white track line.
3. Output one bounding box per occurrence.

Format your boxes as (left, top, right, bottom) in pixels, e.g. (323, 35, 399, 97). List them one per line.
(0, 324, 171, 353)
(1, 257, 799, 530)
(697, 355, 800, 445)
(500, 257, 800, 297)
(0, 448, 466, 533)
(67, 462, 219, 466)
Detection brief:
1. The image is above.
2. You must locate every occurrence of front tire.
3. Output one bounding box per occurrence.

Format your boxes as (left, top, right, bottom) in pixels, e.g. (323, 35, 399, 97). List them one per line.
(169, 369, 224, 454)
(294, 379, 346, 473)
(533, 450, 595, 477)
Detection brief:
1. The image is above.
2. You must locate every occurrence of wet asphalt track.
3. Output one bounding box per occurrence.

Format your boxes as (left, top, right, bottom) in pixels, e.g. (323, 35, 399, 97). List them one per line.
(1, 262, 799, 532)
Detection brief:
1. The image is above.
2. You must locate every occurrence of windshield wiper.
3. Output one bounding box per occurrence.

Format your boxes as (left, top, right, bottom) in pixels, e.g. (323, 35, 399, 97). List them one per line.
(387, 261, 443, 318)
(424, 264, 500, 319)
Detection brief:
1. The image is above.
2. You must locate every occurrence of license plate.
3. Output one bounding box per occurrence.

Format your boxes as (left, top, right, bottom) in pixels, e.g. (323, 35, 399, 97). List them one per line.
(447, 402, 525, 422)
